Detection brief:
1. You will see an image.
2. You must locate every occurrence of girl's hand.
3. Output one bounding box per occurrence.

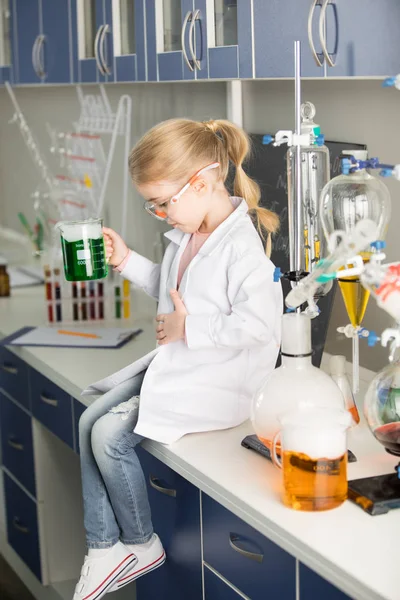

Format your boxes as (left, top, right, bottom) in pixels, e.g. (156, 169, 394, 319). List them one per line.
(156, 290, 188, 345)
(103, 226, 129, 267)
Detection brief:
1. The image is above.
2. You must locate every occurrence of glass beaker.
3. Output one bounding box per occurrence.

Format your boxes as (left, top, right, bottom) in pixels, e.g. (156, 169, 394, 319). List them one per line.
(271, 408, 352, 512)
(56, 218, 108, 282)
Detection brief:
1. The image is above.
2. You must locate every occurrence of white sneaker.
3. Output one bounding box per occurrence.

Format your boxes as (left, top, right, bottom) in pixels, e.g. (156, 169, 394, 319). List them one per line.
(73, 541, 137, 600)
(109, 534, 166, 592)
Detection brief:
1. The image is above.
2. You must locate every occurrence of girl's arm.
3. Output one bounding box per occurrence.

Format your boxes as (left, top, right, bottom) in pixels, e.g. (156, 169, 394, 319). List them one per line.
(185, 253, 282, 350)
(117, 250, 161, 301)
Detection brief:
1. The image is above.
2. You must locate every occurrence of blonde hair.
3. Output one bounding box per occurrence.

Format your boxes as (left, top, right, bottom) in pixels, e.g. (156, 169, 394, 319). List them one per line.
(129, 118, 279, 255)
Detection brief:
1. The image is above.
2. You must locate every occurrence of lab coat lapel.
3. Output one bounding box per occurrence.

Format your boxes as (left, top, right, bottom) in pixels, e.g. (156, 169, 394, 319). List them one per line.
(164, 229, 190, 292)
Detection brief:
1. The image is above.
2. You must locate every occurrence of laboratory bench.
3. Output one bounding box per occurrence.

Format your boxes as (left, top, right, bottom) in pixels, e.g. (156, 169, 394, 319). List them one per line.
(0, 285, 398, 600)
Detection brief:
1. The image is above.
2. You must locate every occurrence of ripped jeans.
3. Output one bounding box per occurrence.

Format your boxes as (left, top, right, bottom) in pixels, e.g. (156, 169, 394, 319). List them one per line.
(78, 372, 153, 549)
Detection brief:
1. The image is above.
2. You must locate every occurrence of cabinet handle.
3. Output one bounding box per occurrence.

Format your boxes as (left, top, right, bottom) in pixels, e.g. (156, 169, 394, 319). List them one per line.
(149, 475, 176, 497)
(40, 393, 58, 407)
(13, 517, 29, 534)
(31, 34, 40, 76)
(307, 0, 323, 67)
(36, 34, 46, 79)
(181, 11, 194, 72)
(94, 25, 106, 75)
(1, 363, 18, 375)
(8, 437, 24, 451)
(99, 24, 111, 76)
(229, 533, 264, 563)
(319, 0, 338, 67)
(188, 9, 201, 70)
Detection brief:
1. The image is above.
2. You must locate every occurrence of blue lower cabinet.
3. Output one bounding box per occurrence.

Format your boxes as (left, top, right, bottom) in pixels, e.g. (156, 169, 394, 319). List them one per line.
(300, 564, 352, 600)
(30, 369, 73, 449)
(0, 393, 35, 496)
(73, 399, 86, 454)
(0, 347, 30, 409)
(136, 447, 203, 600)
(4, 472, 41, 581)
(204, 567, 243, 599)
(202, 493, 296, 600)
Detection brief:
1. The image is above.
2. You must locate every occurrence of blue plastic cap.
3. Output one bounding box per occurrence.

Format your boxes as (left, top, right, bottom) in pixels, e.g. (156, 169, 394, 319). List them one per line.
(341, 158, 352, 175)
(262, 135, 273, 145)
(383, 76, 396, 87)
(285, 307, 296, 313)
(371, 240, 386, 250)
(367, 331, 379, 347)
(380, 168, 393, 178)
(315, 134, 325, 146)
(273, 267, 282, 282)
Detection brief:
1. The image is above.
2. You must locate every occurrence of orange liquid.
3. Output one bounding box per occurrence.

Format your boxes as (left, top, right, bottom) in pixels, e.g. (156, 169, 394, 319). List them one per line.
(348, 405, 360, 425)
(338, 254, 370, 327)
(282, 451, 347, 511)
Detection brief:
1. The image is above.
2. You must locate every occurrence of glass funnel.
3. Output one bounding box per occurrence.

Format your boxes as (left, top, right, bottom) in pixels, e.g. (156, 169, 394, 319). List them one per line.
(364, 362, 400, 457)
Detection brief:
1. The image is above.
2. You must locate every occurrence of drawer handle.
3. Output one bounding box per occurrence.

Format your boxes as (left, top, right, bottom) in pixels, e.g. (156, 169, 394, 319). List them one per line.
(13, 517, 30, 534)
(229, 533, 264, 563)
(8, 437, 24, 451)
(40, 393, 58, 407)
(1, 363, 18, 375)
(181, 11, 194, 72)
(149, 475, 176, 497)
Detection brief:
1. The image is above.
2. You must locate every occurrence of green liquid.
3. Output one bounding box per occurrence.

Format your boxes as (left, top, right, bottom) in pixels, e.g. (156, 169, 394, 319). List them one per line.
(61, 236, 108, 282)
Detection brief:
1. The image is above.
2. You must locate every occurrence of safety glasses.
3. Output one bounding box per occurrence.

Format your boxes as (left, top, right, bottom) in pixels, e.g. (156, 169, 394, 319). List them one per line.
(143, 162, 220, 221)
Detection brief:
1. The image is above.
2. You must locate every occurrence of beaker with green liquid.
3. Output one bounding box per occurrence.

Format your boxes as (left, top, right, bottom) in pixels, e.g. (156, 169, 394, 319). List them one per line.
(56, 218, 108, 282)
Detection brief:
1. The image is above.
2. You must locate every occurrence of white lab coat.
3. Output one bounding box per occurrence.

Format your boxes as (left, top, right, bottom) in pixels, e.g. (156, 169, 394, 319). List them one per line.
(82, 197, 283, 444)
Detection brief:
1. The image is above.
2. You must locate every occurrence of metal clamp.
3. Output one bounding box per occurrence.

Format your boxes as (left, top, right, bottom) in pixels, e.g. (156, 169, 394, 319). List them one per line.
(13, 518, 29, 534)
(181, 11, 194, 72)
(319, 0, 338, 67)
(94, 25, 106, 75)
(149, 475, 176, 497)
(1, 363, 18, 375)
(40, 393, 58, 407)
(307, 0, 323, 67)
(8, 438, 24, 451)
(189, 9, 201, 70)
(229, 533, 264, 563)
(99, 24, 111, 76)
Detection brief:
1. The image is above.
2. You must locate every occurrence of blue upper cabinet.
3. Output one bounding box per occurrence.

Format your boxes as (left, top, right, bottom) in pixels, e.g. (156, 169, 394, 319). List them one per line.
(74, 0, 114, 83)
(324, 0, 400, 77)
(146, 0, 196, 81)
(197, 0, 253, 80)
(0, 0, 13, 84)
(41, 0, 72, 83)
(253, 0, 325, 78)
(112, 0, 146, 82)
(13, 0, 41, 83)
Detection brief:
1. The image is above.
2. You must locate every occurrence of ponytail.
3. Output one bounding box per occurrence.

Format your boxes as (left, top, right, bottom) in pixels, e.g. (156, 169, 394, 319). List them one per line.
(204, 119, 279, 257)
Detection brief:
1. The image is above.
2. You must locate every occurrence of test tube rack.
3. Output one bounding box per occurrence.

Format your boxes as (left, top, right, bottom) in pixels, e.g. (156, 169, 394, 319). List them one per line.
(43, 266, 131, 326)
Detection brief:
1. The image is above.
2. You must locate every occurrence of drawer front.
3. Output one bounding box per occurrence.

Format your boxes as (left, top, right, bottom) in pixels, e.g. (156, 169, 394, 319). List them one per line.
(73, 399, 86, 454)
(30, 370, 73, 449)
(204, 567, 244, 599)
(202, 494, 296, 600)
(0, 347, 30, 409)
(0, 393, 35, 496)
(300, 563, 352, 600)
(4, 471, 41, 581)
(136, 447, 203, 600)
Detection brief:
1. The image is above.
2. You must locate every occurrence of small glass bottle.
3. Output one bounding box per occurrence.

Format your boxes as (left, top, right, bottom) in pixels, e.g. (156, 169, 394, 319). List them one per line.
(0, 260, 10, 297)
(329, 355, 360, 425)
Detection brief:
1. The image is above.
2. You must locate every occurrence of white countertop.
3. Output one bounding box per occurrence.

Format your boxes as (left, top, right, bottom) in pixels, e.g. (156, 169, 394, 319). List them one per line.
(1, 286, 399, 600)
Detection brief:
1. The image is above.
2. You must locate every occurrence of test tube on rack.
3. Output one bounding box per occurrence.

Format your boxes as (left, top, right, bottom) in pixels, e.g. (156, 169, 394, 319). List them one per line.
(89, 282, 95, 320)
(115, 285, 121, 319)
(123, 279, 130, 319)
(98, 282, 104, 319)
(72, 282, 79, 321)
(44, 266, 53, 323)
(81, 282, 87, 321)
(54, 268, 62, 322)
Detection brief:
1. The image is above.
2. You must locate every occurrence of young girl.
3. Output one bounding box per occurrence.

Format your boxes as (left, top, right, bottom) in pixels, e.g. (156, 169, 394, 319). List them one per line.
(74, 118, 282, 600)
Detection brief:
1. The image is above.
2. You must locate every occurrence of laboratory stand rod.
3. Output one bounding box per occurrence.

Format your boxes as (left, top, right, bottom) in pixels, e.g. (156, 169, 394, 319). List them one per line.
(294, 40, 302, 275)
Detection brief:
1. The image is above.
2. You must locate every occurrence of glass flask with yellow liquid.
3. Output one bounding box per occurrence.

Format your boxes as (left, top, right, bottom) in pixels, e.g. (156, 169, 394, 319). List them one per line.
(251, 313, 345, 450)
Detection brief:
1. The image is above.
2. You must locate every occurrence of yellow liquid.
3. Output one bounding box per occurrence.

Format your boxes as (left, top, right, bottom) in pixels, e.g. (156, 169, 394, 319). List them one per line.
(338, 254, 370, 327)
(282, 451, 348, 511)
